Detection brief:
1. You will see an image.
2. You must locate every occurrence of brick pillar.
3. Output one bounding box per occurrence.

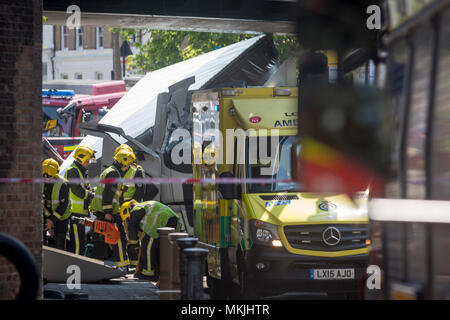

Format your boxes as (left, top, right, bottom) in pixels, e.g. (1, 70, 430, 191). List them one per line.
(0, 0, 43, 299)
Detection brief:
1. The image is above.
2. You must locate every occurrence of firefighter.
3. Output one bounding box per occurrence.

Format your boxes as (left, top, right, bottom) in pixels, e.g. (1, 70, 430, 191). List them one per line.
(115, 144, 159, 203)
(119, 200, 181, 281)
(42, 159, 71, 250)
(90, 148, 136, 268)
(65, 146, 95, 255)
(115, 144, 146, 204)
(114, 144, 145, 268)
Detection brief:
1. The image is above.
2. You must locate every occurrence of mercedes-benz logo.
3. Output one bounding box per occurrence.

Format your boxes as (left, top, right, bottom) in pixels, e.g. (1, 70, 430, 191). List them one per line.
(322, 227, 341, 246)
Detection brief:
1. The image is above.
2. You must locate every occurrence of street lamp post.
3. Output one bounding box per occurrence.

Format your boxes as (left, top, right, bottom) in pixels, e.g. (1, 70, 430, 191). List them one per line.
(120, 40, 133, 78)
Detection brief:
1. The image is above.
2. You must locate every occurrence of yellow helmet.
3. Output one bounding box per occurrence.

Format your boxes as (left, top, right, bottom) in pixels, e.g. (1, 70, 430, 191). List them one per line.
(119, 200, 137, 221)
(42, 158, 60, 177)
(114, 144, 134, 156)
(74, 146, 95, 164)
(114, 149, 136, 167)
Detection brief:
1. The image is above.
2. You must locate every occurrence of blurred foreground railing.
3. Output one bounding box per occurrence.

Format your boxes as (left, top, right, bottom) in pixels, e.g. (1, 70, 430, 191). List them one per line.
(158, 228, 207, 300)
(0, 233, 40, 300)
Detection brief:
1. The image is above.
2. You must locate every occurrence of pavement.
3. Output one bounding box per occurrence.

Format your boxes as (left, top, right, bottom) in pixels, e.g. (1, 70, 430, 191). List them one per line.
(44, 273, 160, 300)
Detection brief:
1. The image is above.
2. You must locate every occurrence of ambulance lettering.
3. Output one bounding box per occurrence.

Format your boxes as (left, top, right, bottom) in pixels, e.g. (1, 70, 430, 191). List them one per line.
(274, 119, 298, 127)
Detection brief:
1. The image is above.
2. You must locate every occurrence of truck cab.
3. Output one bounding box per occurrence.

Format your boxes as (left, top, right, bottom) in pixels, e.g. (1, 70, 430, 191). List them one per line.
(56, 81, 127, 137)
(192, 87, 369, 298)
(42, 89, 75, 137)
(44, 81, 127, 159)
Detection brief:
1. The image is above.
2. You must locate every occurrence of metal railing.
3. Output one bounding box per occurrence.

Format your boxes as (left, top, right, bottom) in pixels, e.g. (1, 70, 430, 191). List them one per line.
(157, 228, 208, 300)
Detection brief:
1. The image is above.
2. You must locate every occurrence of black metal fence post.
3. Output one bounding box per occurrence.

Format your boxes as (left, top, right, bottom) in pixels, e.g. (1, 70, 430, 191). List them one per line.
(176, 237, 198, 300)
(184, 248, 208, 300)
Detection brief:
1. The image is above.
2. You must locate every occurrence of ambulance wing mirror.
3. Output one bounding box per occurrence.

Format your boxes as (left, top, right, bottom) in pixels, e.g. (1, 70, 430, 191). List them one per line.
(218, 171, 240, 200)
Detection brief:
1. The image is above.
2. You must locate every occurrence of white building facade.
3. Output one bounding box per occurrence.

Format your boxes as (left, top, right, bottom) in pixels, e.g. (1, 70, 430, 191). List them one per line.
(42, 26, 148, 81)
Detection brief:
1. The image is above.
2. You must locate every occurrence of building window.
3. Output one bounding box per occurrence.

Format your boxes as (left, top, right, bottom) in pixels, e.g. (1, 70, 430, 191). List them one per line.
(76, 27, 83, 50)
(61, 26, 69, 50)
(95, 72, 103, 80)
(129, 30, 143, 44)
(96, 27, 104, 49)
(61, 73, 68, 80)
(75, 73, 83, 80)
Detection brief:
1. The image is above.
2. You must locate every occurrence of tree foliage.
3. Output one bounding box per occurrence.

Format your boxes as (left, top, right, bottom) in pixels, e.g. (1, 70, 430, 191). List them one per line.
(273, 35, 300, 64)
(118, 29, 298, 74)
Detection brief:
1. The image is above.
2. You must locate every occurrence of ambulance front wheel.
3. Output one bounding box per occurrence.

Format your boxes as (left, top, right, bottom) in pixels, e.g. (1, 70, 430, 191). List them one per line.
(238, 260, 260, 300)
(208, 276, 233, 300)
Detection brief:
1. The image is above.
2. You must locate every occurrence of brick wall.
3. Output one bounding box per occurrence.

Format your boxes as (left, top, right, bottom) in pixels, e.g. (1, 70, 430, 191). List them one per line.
(0, 0, 43, 299)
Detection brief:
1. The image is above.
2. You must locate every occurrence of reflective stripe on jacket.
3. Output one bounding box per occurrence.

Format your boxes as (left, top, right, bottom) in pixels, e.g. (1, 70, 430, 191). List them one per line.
(122, 164, 138, 201)
(134, 201, 181, 239)
(91, 166, 121, 214)
(42, 175, 71, 220)
(65, 163, 89, 215)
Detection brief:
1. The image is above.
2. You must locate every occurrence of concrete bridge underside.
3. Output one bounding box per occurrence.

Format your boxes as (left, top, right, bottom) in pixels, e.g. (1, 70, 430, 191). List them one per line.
(43, 0, 297, 34)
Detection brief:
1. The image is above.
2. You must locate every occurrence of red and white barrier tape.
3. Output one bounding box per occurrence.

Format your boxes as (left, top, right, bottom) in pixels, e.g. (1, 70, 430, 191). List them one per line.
(0, 177, 296, 185)
(44, 137, 82, 140)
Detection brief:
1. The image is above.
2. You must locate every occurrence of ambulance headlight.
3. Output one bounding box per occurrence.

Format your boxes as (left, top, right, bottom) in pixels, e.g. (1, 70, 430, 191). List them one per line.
(256, 228, 272, 242)
(250, 220, 282, 247)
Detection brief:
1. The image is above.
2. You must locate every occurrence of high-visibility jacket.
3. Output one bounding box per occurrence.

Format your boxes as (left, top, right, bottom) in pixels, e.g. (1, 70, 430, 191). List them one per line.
(133, 201, 181, 239)
(122, 164, 141, 201)
(91, 165, 121, 214)
(42, 175, 71, 221)
(64, 163, 89, 215)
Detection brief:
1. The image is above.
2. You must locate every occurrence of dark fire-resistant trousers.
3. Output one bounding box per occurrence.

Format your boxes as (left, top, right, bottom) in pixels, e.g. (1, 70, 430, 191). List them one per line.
(138, 216, 178, 279)
(44, 218, 68, 251)
(69, 213, 86, 255)
(53, 219, 69, 250)
(91, 217, 129, 267)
